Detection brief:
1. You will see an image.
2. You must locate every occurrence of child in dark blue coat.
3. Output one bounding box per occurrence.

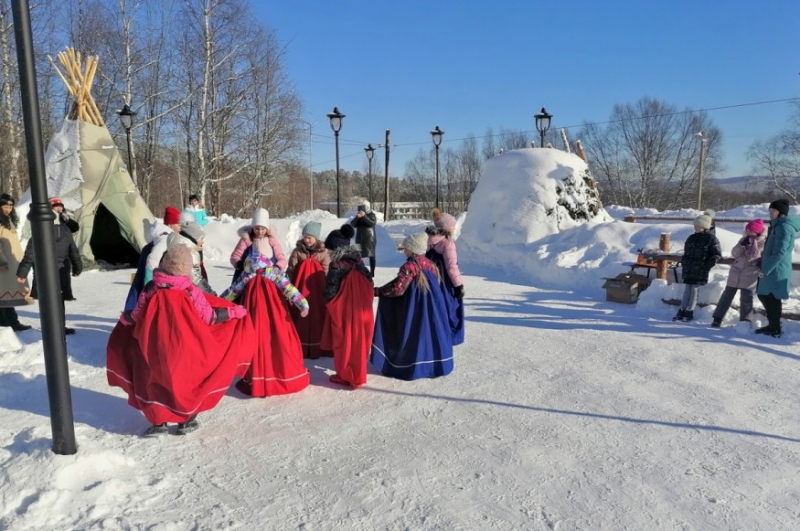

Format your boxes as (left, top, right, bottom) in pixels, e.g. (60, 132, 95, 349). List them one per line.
(673, 214, 722, 322)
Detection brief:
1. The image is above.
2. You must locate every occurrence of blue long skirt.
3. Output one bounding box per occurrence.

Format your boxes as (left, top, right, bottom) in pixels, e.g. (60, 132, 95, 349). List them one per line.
(425, 249, 465, 345)
(370, 270, 454, 380)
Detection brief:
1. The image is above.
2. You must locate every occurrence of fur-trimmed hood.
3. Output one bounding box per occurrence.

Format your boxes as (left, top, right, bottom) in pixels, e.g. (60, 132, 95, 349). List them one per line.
(328, 244, 362, 263)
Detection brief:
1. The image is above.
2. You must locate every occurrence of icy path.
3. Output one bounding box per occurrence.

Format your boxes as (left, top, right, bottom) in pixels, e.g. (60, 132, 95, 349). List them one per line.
(1, 264, 799, 530)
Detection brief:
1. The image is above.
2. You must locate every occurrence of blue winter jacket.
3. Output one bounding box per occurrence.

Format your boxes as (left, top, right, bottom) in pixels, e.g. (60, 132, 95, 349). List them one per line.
(183, 206, 209, 226)
(757, 214, 800, 300)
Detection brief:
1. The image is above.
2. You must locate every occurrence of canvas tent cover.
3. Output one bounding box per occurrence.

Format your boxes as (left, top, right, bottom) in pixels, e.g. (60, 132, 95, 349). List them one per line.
(19, 119, 154, 266)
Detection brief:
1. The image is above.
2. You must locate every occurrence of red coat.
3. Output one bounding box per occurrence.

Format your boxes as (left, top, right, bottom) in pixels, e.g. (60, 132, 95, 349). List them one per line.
(290, 258, 328, 359)
(236, 274, 310, 396)
(321, 269, 374, 388)
(107, 290, 255, 425)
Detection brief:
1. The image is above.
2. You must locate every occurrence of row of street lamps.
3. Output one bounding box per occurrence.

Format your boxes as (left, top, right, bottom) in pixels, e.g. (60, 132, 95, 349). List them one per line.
(326, 107, 555, 215)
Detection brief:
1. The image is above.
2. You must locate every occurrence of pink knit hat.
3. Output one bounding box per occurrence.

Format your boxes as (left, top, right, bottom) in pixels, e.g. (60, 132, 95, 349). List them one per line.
(433, 211, 457, 231)
(745, 218, 765, 234)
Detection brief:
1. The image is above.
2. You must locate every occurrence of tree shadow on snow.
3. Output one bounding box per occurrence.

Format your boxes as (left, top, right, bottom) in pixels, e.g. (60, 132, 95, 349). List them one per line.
(367, 387, 800, 444)
(465, 289, 800, 363)
(0, 373, 146, 436)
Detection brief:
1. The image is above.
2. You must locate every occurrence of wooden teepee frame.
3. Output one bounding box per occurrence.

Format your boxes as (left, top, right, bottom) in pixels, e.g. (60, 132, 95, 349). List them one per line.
(48, 46, 104, 126)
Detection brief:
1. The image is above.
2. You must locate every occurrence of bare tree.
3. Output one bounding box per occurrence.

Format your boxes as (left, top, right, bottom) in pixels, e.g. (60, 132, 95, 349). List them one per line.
(748, 101, 800, 202)
(579, 97, 723, 209)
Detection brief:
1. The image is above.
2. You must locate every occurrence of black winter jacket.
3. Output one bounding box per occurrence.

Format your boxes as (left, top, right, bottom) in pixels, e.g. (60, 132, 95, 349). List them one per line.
(680, 231, 721, 285)
(17, 223, 83, 281)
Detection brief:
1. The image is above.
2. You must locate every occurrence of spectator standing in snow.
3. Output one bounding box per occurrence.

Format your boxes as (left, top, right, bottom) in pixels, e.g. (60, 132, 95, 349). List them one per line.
(350, 201, 377, 277)
(755, 199, 800, 337)
(711, 218, 766, 327)
(16, 209, 83, 335)
(183, 194, 209, 227)
(704, 209, 717, 236)
(672, 214, 721, 323)
(49, 198, 79, 301)
(0, 194, 33, 332)
(425, 208, 465, 345)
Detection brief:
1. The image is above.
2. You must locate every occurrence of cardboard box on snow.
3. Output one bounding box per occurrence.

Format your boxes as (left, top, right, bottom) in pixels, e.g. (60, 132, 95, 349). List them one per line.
(602, 273, 651, 304)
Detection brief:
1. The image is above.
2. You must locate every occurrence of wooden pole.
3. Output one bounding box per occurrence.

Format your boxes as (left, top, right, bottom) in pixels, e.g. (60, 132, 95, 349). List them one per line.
(656, 233, 670, 280)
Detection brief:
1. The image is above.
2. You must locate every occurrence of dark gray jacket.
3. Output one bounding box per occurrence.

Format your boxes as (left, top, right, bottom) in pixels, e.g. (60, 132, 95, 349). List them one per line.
(17, 223, 83, 281)
(350, 211, 377, 257)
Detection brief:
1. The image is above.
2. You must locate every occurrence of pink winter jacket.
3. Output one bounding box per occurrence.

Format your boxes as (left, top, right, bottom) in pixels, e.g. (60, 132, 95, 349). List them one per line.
(427, 233, 463, 288)
(725, 233, 766, 290)
(126, 270, 246, 325)
(229, 225, 287, 271)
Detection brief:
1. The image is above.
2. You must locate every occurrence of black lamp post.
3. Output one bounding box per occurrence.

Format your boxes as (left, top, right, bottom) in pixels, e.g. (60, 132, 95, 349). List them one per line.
(430, 125, 444, 209)
(364, 143, 375, 205)
(534, 106, 552, 148)
(11, 0, 76, 455)
(116, 103, 137, 184)
(327, 106, 345, 216)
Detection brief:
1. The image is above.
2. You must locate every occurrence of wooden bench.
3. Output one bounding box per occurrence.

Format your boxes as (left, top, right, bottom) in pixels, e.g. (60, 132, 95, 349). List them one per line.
(622, 253, 680, 282)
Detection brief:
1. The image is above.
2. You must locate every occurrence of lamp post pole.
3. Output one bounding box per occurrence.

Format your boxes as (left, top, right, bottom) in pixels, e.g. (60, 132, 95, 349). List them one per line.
(364, 143, 375, 205)
(534, 106, 553, 149)
(117, 104, 137, 185)
(696, 131, 707, 210)
(301, 120, 315, 210)
(327, 107, 345, 217)
(11, 0, 77, 455)
(430, 126, 444, 209)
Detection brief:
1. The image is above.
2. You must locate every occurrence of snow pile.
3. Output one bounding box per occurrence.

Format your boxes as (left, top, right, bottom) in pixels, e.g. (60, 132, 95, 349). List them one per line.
(458, 148, 608, 263)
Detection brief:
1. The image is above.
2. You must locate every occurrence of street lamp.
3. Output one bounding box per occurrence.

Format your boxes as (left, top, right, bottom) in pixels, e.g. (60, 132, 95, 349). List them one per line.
(430, 125, 444, 209)
(696, 131, 707, 209)
(116, 103, 137, 183)
(534, 106, 552, 149)
(364, 143, 375, 205)
(327, 106, 345, 216)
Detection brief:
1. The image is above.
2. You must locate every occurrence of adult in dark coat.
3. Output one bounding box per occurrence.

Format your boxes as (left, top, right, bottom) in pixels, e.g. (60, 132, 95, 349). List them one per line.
(49, 198, 79, 301)
(17, 217, 83, 334)
(350, 200, 377, 277)
(755, 199, 800, 337)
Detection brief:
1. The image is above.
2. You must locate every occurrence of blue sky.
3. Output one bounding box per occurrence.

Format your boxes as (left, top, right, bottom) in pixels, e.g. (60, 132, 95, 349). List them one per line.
(252, 1, 799, 179)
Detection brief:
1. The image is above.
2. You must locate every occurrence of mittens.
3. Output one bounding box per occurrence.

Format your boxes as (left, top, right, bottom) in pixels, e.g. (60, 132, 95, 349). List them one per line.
(227, 305, 248, 320)
(453, 285, 465, 299)
(119, 311, 134, 326)
(300, 308, 309, 318)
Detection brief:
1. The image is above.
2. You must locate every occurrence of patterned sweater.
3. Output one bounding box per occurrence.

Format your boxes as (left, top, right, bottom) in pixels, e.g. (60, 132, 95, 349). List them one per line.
(377, 255, 440, 298)
(221, 248, 309, 312)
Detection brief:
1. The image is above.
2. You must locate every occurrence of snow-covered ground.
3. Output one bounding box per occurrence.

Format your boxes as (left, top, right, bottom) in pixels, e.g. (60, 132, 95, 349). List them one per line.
(2, 149, 799, 529)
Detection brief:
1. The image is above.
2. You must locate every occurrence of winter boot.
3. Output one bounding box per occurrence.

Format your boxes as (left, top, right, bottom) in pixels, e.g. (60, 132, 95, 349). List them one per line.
(681, 310, 694, 322)
(711, 319, 721, 328)
(143, 423, 168, 437)
(672, 309, 685, 321)
(176, 415, 199, 435)
(64, 327, 76, 335)
(11, 322, 32, 332)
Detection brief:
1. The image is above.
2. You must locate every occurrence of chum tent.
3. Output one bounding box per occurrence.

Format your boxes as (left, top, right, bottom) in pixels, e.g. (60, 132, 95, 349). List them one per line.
(19, 47, 154, 267)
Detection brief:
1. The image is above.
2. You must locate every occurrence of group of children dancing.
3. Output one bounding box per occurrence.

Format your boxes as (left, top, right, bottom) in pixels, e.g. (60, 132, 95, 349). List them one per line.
(106, 205, 465, 436)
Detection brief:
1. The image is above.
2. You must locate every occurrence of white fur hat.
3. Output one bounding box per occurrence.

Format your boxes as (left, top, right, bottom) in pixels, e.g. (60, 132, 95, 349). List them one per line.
(251, 208, 269, 228)
(362, 200, 371, 211)
(703, 209, 716, 219)
(400, 232, 428, 256)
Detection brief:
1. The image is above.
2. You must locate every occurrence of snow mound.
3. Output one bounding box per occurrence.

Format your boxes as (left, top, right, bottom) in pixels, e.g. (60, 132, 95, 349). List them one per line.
(459, 148, 609, 260)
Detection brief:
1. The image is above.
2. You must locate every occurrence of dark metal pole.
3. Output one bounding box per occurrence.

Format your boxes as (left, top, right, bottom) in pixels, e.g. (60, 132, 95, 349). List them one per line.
(540, 130, 545, 150)
(334, 130, 341, 217)
(383, 130, 390, 222)
(368, 157, 373, 205)
(11, 0, 77, 455)
(434, 145, 440, 209)
(124, 128, 135, 185)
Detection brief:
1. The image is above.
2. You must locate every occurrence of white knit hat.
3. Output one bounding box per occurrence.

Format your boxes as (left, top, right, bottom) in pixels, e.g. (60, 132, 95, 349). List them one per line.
(400, 232, 428, 256)
(362, 200, 371, 211)
(693, 215, 712, 230)
(251, 208, 269, 228)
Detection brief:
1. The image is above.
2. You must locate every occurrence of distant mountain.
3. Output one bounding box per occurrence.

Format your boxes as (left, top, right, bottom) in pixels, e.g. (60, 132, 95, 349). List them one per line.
(710, 176, 773, 192)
